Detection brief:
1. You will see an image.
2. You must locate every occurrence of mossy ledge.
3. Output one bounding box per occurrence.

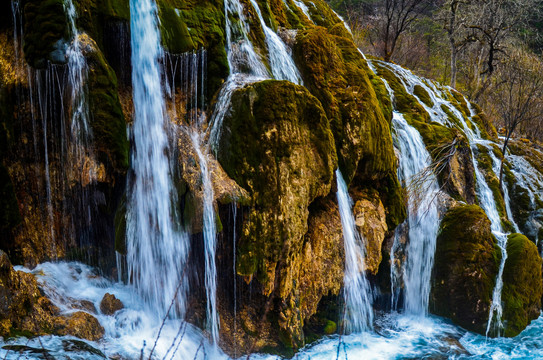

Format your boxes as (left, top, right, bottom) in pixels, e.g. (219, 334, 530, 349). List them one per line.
(501, 233, 542, 337)
(431, 204, 501, 335)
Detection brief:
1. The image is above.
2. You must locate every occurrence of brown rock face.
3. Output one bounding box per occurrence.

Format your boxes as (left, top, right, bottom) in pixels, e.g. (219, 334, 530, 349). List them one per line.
(57, 311, 105, 341)
(352, 191, 388, 275)
(0, 250, 60, 337)
(100, 293, 124, 315)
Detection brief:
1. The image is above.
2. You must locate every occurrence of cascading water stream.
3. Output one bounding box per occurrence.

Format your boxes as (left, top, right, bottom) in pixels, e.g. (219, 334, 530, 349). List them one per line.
(392, 112, 440, 316)
(374, 61, 517, 330)
(247, 0, 302, 84)
(375, 70, 440, 316)
(126, 0, 188, 317)
(190, 131, 219, 345)
(336, 169, 373, 333)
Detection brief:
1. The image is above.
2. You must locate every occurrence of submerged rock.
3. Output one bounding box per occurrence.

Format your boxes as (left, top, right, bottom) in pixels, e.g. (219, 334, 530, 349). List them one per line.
(501, 233, 543, 337)
(431, 205, 501, 335)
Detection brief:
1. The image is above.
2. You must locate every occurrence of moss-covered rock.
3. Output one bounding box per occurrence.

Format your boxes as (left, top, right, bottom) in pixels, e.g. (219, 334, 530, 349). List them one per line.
(470, 102, 498, 141)
(156, 0, 228, 96)
(293, 27, 405, 228)
(79, 34, 129, 173)
(413, 85, 433, 108)
(474, 144, 509, 228)
(431, 204, 501, 335)
(23, 0, 69, 68)
(217, 80, 337, 348)
(501, 233, 543, 337)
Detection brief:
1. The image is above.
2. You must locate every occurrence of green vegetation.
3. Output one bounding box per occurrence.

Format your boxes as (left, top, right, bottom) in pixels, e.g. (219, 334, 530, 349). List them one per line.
(84, 36, 129, 173)
(431, 205, 501, 335)
(501, 233, 543, 337)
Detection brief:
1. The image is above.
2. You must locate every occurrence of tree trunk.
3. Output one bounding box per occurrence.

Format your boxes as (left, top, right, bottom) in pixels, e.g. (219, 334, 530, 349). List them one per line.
(450, 41, 457, 88)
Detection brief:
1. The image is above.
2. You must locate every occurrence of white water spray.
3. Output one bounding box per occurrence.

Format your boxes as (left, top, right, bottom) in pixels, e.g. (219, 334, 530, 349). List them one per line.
(336, 169, 373, 333)
(126, 0, 188, 317)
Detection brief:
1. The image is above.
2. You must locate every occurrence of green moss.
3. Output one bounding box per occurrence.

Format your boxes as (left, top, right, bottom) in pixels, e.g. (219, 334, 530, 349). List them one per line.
(306, 0, 346, 34)
(373, 62, 429, 125)
(431, 204, 501, 335)
(440, 104, 462, 128)
(369, 75, 393, 123)
(158, 6, 195, 53)
(470, 102, 498, 141)
(475, 144, 507, 224)
(413, 85, 434, 108)
(448, 88, 470, 119)
(323, 320, 337, 335)
(217, 80, 337, 281)
(501, 233, 543, 337)
(23, 0, 69, 68)
(85, 38, 129, 173)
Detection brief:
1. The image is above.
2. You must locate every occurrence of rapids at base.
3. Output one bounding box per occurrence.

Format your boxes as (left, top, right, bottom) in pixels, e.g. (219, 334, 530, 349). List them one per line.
(1, 262, 542, 359)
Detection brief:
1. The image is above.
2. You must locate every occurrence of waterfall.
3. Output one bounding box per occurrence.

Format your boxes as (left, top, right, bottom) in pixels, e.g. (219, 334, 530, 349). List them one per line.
(190, 131, 219, 345)
(392, 112, 440, 316)
(375, 69, 440, 316)
(247, 0, 302, 84)
(336, 169, 373, 333)
(209, 0, 302, 148)
(126, 0, 188, 317)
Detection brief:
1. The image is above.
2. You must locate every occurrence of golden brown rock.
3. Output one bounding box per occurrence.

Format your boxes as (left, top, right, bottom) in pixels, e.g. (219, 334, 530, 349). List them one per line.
(100, 293, 123, 315)
(57, 311, 105, 341)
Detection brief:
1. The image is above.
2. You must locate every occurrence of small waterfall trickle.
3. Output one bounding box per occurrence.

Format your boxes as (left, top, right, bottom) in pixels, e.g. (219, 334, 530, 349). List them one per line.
(336, 169, 373, 333)
(126, 0, 188, 317)
(190, 131, 219, 345)
(247, 0, 302, 84)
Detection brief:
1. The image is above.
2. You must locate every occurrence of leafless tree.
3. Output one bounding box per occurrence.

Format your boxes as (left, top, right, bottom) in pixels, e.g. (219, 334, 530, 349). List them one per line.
(487, 47, 543, 184)
(366, 0, 433, 61)
(466, 0, 541, 99)
(438, 0, 477, 88)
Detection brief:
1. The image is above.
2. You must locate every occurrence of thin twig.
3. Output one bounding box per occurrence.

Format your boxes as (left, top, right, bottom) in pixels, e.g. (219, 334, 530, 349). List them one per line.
(163, 321, 187, 360)
(192, 340, 204, 360)
(148, 256, 191, 360)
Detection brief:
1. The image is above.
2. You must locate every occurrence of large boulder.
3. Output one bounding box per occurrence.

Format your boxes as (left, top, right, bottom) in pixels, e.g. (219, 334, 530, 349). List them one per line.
(216, 80, 337, 350)
(501, 233, 542, 337)
(293, 26, 405, 229)
(431, 205, 501, 335)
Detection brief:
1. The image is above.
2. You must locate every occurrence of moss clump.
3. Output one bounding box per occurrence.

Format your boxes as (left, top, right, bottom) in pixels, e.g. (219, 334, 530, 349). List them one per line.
(501, 233, 543, 337)
(470, 102, 498, 141)
(323, 320, 337, 335)
(158, 6, 195, 54)
(306, 0, 347, 33)
(474, 144, 508, 225)
(413, 85, 434, 108)
(23, 0, 69, 68)
(373, 62, 429, 125)
(156, 0, 228, 97)
(82, 35, 129, 173)
(431, 204, 501, 335)
(293, 27, 405, 227)
(217, 80, 336, 280)
(369, 75, 393, 123)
